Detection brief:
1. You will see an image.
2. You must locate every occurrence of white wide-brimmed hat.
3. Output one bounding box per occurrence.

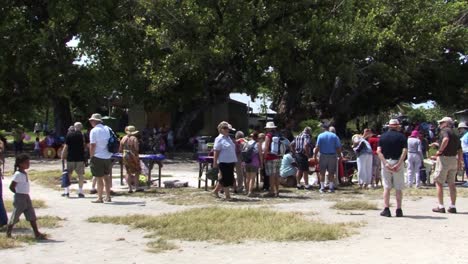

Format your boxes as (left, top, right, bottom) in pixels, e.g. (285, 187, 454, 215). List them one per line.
(458, 122, 468, 129)
(265, 121, 277, 129)
(437, 116, 453, 124)
(88, 113, 103, 122)
(388, 119, 400, 127)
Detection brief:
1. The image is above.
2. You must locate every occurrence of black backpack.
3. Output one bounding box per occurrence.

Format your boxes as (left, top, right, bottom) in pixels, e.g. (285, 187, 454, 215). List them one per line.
(241, 141, 257, 163)
(107, 126, 120, 153)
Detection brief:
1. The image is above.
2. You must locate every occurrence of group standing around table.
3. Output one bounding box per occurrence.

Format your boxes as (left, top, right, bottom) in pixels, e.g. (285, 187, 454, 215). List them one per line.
(0, 114, 467, 242)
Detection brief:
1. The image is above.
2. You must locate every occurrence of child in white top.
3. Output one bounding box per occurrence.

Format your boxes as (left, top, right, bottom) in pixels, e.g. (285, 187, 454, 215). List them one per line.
(6, 154, 46, 239)
(34, 137, 41, 158)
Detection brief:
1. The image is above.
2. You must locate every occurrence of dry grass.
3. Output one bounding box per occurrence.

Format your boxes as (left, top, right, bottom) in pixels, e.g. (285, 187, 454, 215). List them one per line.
(14, 215, 65, 229)
(88, 207, 362, 252)
(0, 234, 36, 249)
(27, 170, 63, 190)
(0, 216, 64, 249)
(146, 238, 179, 253)
(331, 200, 379, 211)
(3, 199, 47, 212)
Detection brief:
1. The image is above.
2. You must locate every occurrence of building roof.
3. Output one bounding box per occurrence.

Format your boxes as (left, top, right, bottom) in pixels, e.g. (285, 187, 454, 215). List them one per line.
(229, 93, 277, 114)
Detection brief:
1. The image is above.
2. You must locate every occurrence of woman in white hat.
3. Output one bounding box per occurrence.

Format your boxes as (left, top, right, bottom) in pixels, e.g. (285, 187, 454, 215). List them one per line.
(119, 126, 142, 193)
(352, 134, 373, 189)
(212, 121, 237, 200)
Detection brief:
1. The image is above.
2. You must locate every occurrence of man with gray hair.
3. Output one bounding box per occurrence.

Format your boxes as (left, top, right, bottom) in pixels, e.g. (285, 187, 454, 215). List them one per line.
(377, 119, 407, 217)
(61, 122, 86, 198)
(313, 123, 342, 193)
(431, 117, 462, 214)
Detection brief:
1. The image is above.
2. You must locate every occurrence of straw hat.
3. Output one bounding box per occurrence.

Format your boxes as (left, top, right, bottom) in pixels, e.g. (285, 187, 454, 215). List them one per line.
(88, 113, 102, 122)
(388, 119, 400, 127)
(265, 122, 277, 129)
(125, 125, 139, 135)
(437, 116, 453, 124)
(458, 122, 468, 129)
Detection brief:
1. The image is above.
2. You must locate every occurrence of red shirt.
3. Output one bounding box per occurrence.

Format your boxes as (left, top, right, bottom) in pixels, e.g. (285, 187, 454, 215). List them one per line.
(367, 135, 380, 155)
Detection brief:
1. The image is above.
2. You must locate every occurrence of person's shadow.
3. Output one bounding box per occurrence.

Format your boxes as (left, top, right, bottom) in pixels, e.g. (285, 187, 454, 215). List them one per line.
(404, 215, 447, 220)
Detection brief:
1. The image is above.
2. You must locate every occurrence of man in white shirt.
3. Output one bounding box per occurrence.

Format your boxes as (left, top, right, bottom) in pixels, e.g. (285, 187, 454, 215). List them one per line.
(88, 113, 113, 203)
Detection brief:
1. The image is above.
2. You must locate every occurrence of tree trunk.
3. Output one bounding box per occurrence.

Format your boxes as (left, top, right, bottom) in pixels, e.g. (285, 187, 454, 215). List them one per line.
(174, 107, 204, 143)
(333, 113, 349, 139)
(53, 97, 72, 137)
(275, 80, 307, 130)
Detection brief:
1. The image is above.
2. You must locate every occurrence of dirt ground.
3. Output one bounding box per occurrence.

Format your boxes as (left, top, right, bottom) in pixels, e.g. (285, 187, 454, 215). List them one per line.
(1, 156, 467, 264)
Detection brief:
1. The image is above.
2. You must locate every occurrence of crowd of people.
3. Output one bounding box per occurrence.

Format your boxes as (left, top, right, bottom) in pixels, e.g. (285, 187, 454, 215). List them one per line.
(209, 116, 466, 218)
(0, 114, 467, 239)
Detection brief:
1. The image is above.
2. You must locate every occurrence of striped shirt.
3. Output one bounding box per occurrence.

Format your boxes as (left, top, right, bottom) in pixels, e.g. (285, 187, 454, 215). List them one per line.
(294, 133, 312, 155)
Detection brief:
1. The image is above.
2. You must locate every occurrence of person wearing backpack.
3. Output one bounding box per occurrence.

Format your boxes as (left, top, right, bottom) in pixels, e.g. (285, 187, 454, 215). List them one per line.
(88, 113, 113, 203)
(263, 122, 282, 197)
(290, 127, 313, 190)
(244, 131, 263, 197)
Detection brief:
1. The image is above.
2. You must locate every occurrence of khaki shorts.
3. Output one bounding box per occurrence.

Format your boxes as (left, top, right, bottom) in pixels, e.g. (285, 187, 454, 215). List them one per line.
(381, 159, 405, 190)
(90, 156, 112, 177)
(433, 156, 458, 184)
(265, 159, 281, 176)
(67, 161, 85, 176)
(9, 193, 37, 225)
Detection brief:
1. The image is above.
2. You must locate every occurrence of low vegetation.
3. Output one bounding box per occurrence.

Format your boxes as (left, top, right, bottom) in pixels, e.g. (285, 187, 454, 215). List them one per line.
(88, 207, 363, 253)
(331, 200, 379, 211)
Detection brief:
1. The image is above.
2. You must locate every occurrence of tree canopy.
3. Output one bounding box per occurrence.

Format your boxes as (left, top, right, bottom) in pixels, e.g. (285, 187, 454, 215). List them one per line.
(0, 0, 466, 136)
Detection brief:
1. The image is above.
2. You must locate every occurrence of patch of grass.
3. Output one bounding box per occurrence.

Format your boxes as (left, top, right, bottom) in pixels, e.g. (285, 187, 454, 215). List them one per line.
(0, 234, 36, 249)
(3, 199, 47, 212)
(89, 207, 362, 252)
(27, 170, 63, 190)
(146, 238, 179, 253)
(15, 215, 65, 229)
(0, 215, 64, 249)
(331, 200, 379, 211)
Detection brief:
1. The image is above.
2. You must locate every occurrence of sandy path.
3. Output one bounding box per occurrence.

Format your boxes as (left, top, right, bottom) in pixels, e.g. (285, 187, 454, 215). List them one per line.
(1, 157, 467, 264)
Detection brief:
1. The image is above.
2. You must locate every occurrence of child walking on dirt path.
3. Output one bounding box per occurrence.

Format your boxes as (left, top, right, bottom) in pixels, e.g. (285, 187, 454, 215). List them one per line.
(6, 154, 46, 239)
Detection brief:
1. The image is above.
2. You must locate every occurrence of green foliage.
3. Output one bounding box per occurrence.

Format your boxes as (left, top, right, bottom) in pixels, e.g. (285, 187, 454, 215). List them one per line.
(297, 119, 322, 137)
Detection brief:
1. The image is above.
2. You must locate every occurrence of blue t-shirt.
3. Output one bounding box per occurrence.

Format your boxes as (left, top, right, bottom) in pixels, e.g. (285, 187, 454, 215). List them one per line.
(280, 153, 297, 177)
(316, 131, 342, 155)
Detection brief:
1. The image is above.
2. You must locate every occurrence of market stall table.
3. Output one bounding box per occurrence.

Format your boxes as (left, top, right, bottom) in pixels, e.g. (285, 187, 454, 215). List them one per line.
(111, 153, 165, 187)
(198, 155, 216, 191)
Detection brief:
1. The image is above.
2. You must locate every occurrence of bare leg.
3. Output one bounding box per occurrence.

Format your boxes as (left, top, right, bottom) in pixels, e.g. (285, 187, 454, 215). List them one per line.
(78, 173, 84, 190)
(448, 183, 456, 206)
(383, 188, 391, 208)
(436, 181, 444, 206)
(104, 175, 112, 199)
(92, 177, 97, 190)
(30, 220, 44, 238)
(6, 224, 13, 237)
(97, 177, 104, 201)
(224, 187, 231, 199)
(296, 170, 303, 186)
(395, 190, 403, 209)
(303, 172, 309, 186)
